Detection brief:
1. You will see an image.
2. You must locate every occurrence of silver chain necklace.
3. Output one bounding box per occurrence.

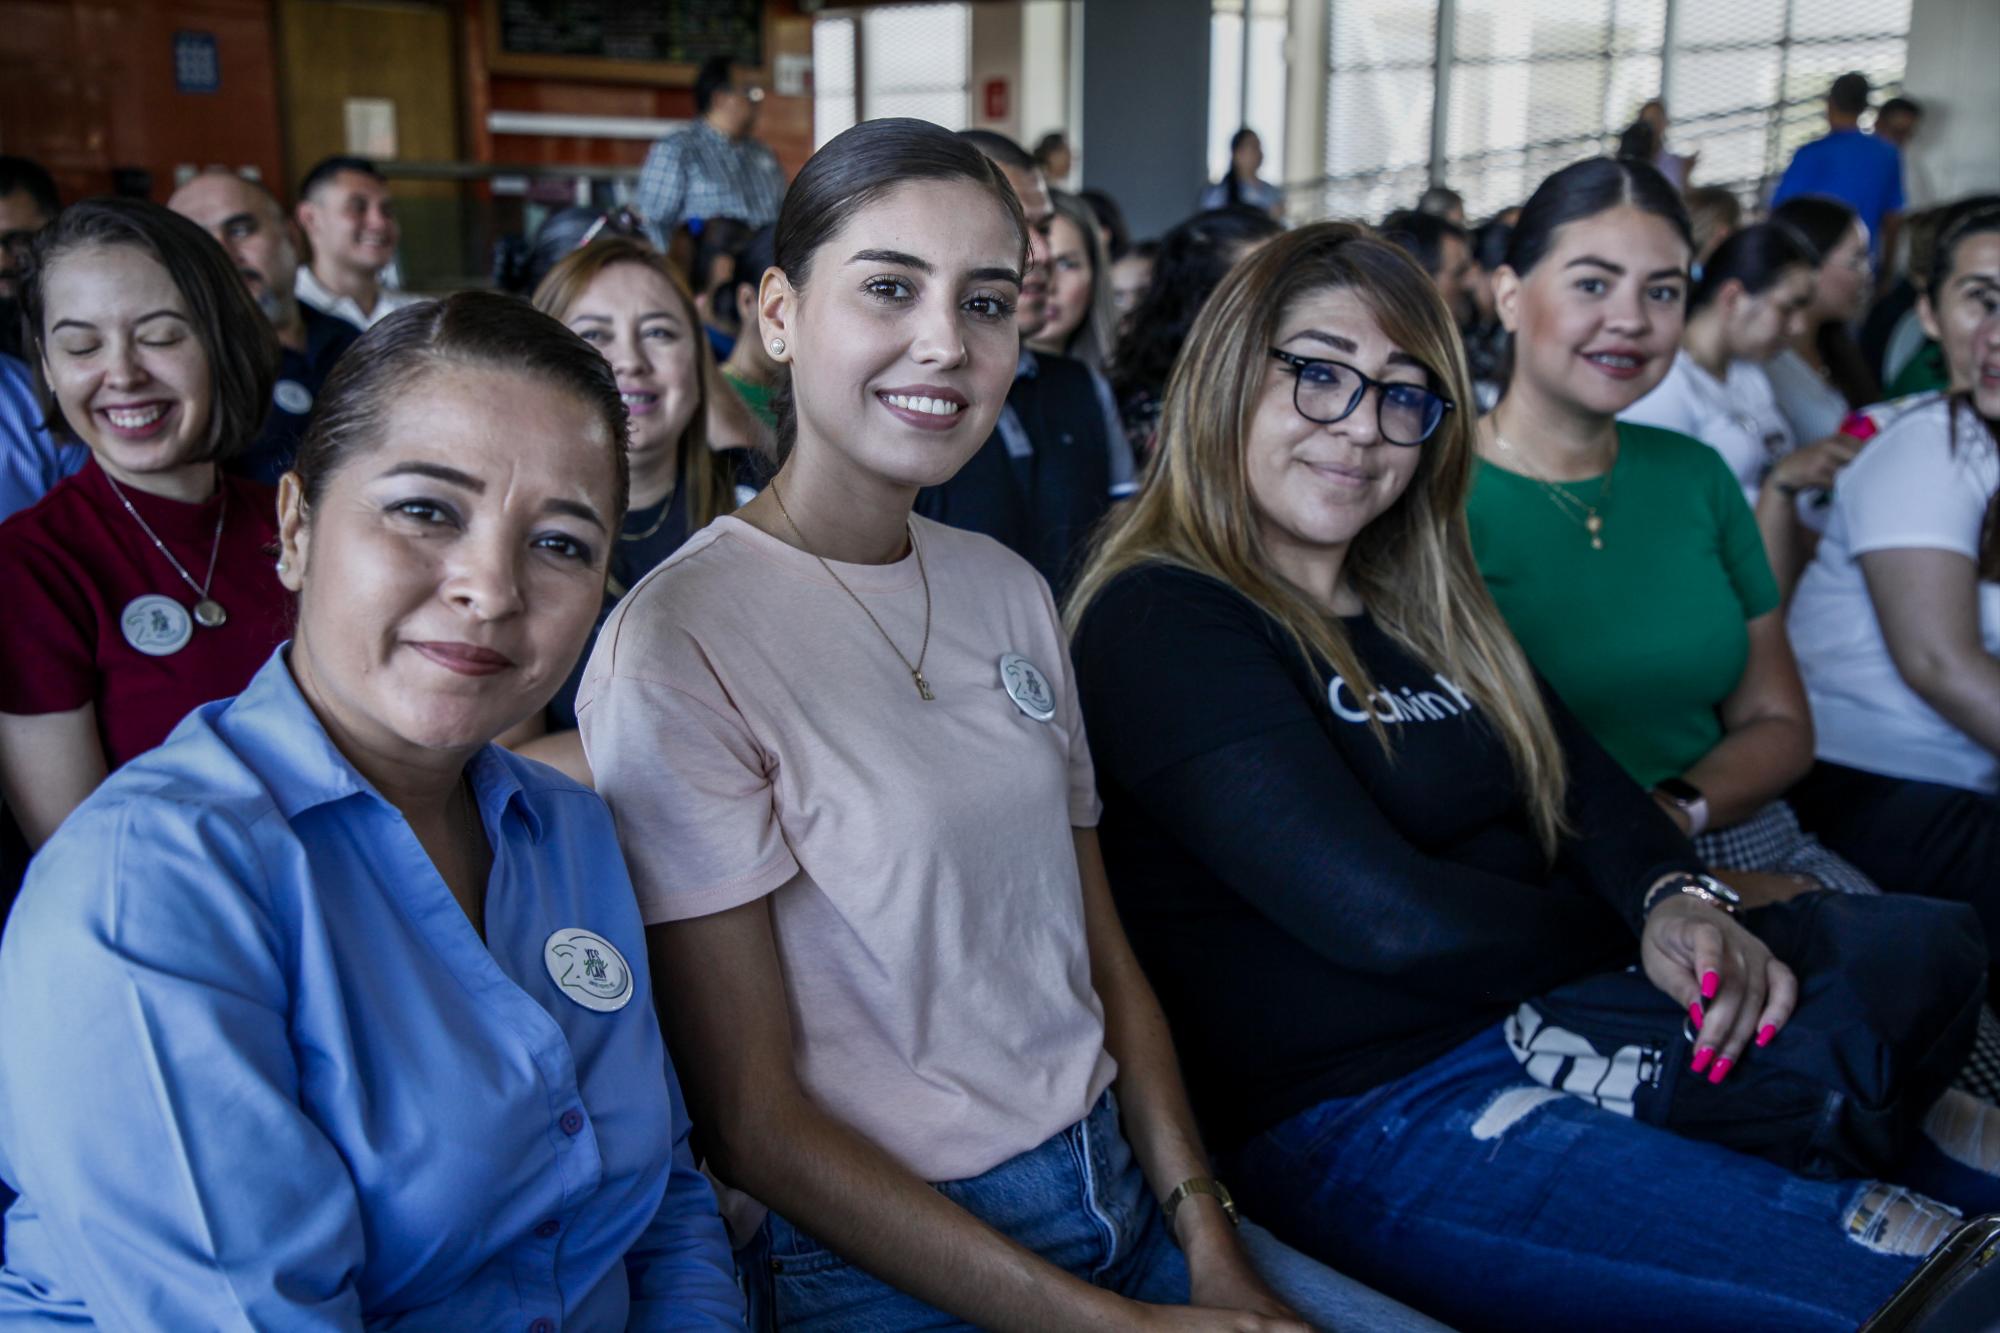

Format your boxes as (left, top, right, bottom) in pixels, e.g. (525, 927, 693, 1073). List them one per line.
(101, 469, 230, 627)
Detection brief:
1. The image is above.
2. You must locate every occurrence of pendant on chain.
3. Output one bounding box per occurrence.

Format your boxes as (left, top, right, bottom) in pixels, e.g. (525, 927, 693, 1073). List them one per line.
(193, 598, 229, 628)
(913, 669, 935, 702)
(1586, 514, 1604, 551)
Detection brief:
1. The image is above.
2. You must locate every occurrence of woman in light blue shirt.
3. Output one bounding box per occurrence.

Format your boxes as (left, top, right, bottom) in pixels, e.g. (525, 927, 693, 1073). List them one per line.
(0, 292, 743, 1329)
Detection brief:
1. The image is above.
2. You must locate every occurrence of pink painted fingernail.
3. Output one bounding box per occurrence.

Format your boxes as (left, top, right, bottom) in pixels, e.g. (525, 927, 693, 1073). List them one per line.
(1701, 972, 1720, 1000)
(1756, 1024, 1777, 1048)
(1691, 1046, 1715, 1074)
(1708, 1056, 1734, 1085)
(1689, 1001, 1704, 1030)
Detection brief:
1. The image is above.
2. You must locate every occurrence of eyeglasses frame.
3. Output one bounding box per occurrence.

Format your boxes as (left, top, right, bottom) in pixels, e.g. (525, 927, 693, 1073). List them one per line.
(1268, 348, 1456, 447)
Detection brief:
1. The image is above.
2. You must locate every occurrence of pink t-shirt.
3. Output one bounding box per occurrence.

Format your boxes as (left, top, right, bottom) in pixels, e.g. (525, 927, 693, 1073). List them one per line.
(577, 514, 1117, 1185)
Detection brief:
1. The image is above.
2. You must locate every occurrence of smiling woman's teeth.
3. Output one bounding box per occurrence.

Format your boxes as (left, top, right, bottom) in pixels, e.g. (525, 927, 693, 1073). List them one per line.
(882, 393, 962, 417)
(1587, 353, 1639, 369)
(106, 405, 167, 429)
(621, 392, 657, 406)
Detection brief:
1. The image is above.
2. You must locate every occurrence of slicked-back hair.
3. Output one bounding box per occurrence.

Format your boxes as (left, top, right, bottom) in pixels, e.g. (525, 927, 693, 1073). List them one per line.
(1504, 156, 1691, 279)
(955, 128, 1036, 172)
(23, 198, 278, 461)
(769, 118, 1029, 460)
(293, 291, 628, 523)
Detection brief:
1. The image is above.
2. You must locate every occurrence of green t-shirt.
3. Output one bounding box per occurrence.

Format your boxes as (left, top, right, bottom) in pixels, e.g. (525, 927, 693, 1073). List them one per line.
(1886, 341, 1948, 400)
(1467, 421, 1781, 788)
(723, 369, 778, 429)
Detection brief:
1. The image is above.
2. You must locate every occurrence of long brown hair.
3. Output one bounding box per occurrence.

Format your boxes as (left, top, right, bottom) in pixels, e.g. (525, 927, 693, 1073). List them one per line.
(1067, 221, 1571, 854)
(533, 237, 735, 533)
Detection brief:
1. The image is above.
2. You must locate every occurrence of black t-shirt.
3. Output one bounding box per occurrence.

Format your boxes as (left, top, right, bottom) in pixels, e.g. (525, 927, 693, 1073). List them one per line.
(1072, 563, 1700, 1146)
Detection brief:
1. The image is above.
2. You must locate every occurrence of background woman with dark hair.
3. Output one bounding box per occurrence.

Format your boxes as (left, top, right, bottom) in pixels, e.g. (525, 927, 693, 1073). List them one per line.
(1621, 222, 1850, 588)
(1787, 207, 2000, 987)
(0, 199, 289, 846)
(1111, 205, 1284, 458)
(1200, 129, 1283, 218)
(1029, 191, 1119, 372)
(581, 116, 1431, 1333)
(1768, 194, 1880, 440)
(0, 292, 744, 1326)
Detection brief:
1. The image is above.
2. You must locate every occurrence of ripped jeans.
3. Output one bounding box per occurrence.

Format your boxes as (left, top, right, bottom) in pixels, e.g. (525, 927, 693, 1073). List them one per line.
(1226, 1026, 2000, 1333)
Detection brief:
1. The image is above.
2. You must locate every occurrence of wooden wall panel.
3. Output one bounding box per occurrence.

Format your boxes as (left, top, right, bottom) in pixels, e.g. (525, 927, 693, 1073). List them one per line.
(0, 0, 285, 203)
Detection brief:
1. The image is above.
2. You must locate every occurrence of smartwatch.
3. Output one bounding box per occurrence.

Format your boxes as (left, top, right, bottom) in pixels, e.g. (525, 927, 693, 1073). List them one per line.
(1654, 777, 1710, 837)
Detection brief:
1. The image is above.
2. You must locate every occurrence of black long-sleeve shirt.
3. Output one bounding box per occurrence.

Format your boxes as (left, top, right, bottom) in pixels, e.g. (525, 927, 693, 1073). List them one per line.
(1072, 564, 1702, 1147)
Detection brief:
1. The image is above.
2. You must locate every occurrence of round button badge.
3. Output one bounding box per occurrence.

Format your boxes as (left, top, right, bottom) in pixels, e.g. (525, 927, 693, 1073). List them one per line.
(998, 653, 1056, 722)
(120, 594, 194, 657)
(273, 379, 314, 416)
(543, 928, 634, 1013)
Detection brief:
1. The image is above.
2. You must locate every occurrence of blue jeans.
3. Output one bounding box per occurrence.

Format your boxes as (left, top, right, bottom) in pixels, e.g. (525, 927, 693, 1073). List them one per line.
(1224, 1026, 1985, 1333)
(741, 1092, 1448, 1331)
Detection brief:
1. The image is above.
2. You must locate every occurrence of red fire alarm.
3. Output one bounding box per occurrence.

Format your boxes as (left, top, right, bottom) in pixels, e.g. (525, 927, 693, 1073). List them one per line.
(983, 77, 1009, 121)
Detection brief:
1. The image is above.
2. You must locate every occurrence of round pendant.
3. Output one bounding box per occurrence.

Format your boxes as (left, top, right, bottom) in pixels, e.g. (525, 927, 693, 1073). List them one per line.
(193, 598, 228, 629)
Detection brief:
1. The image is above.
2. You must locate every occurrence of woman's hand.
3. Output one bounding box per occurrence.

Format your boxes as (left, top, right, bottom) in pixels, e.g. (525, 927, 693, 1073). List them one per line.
(1640, 893, 1798, 1086)
(1766, 433, 1864, 496)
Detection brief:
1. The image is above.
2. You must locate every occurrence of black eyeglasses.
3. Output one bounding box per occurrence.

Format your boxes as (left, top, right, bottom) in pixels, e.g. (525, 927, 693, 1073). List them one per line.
(1269, 349, 1454, 446)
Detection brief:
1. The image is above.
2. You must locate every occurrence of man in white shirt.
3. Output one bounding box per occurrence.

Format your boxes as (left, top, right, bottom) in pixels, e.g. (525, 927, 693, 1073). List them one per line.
(293, 156, 424, 329)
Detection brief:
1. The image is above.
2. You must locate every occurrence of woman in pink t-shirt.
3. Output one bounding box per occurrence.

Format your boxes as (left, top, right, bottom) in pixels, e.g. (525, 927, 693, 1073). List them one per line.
(578, 119, 1437, 1332)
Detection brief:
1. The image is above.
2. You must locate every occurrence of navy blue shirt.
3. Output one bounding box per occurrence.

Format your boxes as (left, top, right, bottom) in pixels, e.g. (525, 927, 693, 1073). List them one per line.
(232, 305, 362, 486)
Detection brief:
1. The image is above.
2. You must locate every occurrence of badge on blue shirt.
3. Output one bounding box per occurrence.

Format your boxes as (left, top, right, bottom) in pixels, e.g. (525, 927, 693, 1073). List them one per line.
(543, 929, 634, 1013)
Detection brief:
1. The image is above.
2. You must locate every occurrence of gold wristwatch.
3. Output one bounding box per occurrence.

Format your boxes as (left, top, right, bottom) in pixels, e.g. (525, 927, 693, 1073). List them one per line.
(1162, 1177, 1240, 1227)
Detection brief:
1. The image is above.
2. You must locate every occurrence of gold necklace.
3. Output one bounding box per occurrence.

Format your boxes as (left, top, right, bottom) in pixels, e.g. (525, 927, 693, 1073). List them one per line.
(1492, 433, 1617, 551)
(768, 478, 935, 701)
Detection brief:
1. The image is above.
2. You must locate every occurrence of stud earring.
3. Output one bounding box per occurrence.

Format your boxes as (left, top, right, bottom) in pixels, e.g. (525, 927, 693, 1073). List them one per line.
(769, 337, 786, 356)
(275, 559, 289, 576)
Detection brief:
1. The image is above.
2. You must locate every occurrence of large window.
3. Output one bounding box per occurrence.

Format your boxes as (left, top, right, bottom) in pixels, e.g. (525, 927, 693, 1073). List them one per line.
(812, 4, 971, 150)
(1309, 0, 1908, 222)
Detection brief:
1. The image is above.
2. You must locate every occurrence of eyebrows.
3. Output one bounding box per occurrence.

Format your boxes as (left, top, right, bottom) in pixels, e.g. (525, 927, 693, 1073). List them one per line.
(375, 460, 608, 532)
(1563, 254, 1689, 282)
(846, 248, 1023, 287)
(1282, 328, 1426, 369)
(50, 309, 190, 335)
(568, 307, 685, 325)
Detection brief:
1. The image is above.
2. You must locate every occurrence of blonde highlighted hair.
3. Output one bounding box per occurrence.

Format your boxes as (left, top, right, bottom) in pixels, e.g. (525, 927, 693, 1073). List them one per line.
(532, 236, 737, 534)
(1066, 221, 1571, 854)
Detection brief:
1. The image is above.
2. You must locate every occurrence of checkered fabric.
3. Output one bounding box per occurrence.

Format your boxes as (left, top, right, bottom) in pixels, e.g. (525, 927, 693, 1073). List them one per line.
(635, 120, 788, 237)
(1696, 800, 2000, 1104)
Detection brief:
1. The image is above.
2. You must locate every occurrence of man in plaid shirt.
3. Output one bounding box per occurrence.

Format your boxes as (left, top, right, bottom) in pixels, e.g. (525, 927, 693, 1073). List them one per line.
(636, 56, 788, 243)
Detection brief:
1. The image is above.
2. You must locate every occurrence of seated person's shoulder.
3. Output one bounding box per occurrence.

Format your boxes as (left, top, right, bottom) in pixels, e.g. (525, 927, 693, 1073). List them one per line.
(1078, 561, 1268, 651)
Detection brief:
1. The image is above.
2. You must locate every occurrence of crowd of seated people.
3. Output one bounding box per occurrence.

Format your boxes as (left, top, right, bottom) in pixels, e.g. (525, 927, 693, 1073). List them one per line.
(0, 79, 1997, 1333)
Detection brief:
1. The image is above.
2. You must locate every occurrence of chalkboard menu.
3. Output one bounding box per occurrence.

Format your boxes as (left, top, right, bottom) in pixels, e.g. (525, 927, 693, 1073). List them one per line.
(490, 0, 762, 78)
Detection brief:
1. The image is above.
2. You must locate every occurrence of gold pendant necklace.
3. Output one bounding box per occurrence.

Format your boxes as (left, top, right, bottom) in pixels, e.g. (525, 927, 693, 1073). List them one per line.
(1492, 433, 1616, 551)
(769, 479, 935, 701)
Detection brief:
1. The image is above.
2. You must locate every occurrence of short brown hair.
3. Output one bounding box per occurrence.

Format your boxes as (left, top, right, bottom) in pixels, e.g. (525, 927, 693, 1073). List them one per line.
(293, 291, 629, 522)
(23, 198, 279, 462)
(532, 237, 734, 533)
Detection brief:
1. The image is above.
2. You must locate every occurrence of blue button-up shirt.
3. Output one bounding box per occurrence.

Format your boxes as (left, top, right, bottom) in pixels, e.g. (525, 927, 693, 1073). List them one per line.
(0, 353, 86, 525)
(0, 651, 742, 1329)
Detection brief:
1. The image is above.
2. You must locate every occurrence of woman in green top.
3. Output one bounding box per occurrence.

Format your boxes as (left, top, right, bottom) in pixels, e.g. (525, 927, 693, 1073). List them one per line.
(1466, 158, 1880, 913)
(716, 226, 783, 432)
(1468, 163, 2000, 1100)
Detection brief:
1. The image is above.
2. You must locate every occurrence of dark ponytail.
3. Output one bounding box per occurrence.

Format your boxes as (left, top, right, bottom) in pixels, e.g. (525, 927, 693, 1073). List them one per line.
(1690, 223, 1814, 313)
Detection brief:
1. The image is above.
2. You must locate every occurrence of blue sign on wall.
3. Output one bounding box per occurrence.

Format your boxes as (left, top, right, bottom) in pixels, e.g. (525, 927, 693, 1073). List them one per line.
(173, 30, 220, 95)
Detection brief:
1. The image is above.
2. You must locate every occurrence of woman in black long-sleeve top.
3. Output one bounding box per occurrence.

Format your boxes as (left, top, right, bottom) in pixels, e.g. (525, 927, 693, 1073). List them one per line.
(1065, 221, 1988, 1333)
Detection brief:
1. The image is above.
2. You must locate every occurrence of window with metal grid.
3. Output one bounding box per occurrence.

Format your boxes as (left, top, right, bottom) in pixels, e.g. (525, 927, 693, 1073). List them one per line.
(811, 4, 971, 146)
(1307, 0, 1909, 222)
(1317, 0, 1439, 223)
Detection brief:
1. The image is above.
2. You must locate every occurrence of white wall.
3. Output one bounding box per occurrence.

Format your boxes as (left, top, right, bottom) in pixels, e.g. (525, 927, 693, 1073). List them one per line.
(1903, 0, 2000, 203)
